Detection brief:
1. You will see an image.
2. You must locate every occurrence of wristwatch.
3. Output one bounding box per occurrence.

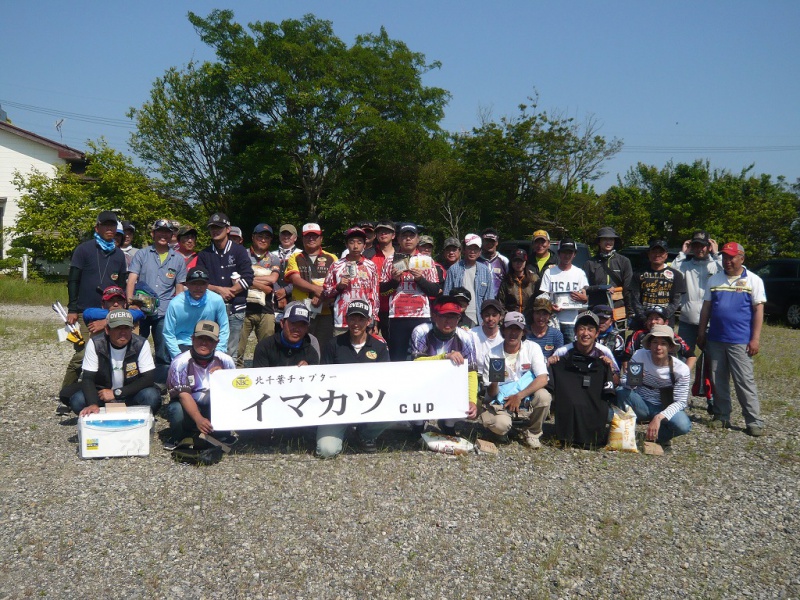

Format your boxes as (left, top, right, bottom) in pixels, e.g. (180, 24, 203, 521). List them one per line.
(114, 388, 122, 399)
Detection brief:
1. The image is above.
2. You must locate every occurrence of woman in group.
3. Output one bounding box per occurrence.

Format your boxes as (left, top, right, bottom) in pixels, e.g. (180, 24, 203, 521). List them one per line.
(616, 324, 692, 450)
(497, 249, 538, 314)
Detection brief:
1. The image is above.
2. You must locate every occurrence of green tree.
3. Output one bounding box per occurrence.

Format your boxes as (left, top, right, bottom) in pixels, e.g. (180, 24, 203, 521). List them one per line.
(10, 140, 194, 262)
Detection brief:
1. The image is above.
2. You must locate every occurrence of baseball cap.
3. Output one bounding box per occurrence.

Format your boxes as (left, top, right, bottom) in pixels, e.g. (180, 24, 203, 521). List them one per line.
(344, 227, 367, 240)
(511, 248, 528, 261)
(194, 320, 220, 341)
(398, 223, 419, 234)
(575, 310, 600, 328)
(253, 223, 273, 235)
(96, 210, 118, 225)
(186, 267, 210, 282)
(418, 235, 434, 247)
(358, 221, 376, 231)
(592, 304, 613, 319)
(481, 227, 499, 241)
(443, 237, 460, 249)
(450, 287, 472, 305)
(116, 221, 124, 235)
(284, 301, 311, 323)
(559, 238, 578, 252)
(691, 230, 711, 246)
(346, 299, 371, 318)
(531, 295, 553, 314)
(649, 238, 668, 251)
(121, 220, 136, 232)
(152, 219, 173, 231)
(433, 296, 463, 315)
(177, 225, 198, 238)
(229, 226, 243, 238)
(532, 230, 550, 242)
(464, 233, 482, 247)
(645, 305, 667, 318)
(279, 224, 297, 235)
(480, 298, 503, 314)
(721, 242, 745, 256)
(375, 220, 396, 232)
(102, 286, 126, 301)
(170, 220, 181, 231)
(207, 213, 230, 227)
(503, 311, 526, 329)
(107, 309, 133, 329)
(302, 223, 322, 236)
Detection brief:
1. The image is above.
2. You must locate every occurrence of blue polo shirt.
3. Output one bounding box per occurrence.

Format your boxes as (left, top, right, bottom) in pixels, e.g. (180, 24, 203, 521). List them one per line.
(128, 244, 187, 317)
(704, 267, 766, 345)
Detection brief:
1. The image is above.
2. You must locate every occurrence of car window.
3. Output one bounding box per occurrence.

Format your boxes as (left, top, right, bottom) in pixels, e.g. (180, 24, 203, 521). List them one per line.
(757, 262, 798, 279)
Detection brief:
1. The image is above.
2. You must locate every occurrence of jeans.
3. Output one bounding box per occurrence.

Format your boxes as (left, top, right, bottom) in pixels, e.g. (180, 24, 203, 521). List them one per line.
(315, 422, 390, 458)
(560, 323, 575, 345)
(388, 317, 429, 361)
(70, 386, 162, 416)
(677, 321, 700, 354)
(140, 315, 169, 382)
(227, 311, 245, 361)
(166, 400, 231, 441)
(614, 388, 691, 443)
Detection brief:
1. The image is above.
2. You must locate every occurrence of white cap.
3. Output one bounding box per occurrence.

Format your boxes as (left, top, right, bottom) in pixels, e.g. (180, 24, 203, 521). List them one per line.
(464, 233, 481, 247)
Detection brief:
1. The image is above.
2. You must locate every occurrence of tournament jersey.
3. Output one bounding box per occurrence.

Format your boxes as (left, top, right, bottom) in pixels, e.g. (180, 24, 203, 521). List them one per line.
(380, 253, 439, 319)
(322, 256, 380, 327)
(167, 350, 235, 407)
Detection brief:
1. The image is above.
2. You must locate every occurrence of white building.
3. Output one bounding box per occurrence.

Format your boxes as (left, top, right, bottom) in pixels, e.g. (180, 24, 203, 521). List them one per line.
(0, 117, 86, 258)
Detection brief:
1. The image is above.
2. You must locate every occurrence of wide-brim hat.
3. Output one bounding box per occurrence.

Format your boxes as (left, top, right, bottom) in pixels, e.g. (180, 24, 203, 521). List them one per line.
(642, 324, 679, 351)
(595, 226, 621, 245)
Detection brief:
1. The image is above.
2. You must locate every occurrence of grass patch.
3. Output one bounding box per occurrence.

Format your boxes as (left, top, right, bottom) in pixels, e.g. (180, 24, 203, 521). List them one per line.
(0, 317, 60, 346)
(0, 277, 68, 306)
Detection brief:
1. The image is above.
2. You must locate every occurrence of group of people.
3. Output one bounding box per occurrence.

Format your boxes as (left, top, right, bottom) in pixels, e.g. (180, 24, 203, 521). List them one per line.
(58, 210, 767, 458)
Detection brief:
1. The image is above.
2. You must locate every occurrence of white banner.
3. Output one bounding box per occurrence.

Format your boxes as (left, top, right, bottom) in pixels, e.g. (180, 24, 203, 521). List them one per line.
(210, 360, 469, 431)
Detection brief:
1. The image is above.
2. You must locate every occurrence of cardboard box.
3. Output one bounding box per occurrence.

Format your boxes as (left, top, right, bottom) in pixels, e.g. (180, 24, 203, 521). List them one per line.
(78, 406, 153, 458)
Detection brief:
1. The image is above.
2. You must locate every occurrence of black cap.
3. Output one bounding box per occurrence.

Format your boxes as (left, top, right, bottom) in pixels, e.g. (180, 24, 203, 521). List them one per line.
(559, 238, 578, 252)
(450, 286, 472, 305)
(691, 230, 711, 246)
(511, 248, 527, 261)
(253, 223, 273, 235)
(96, 210, 118, 225)
(358, 221, 376, 231)
(121, 220, 136, 232)
(186, 267, 210, 282)
(592, 304, 613, 318)
(481, 227, 499, 241)
(480, 298, 503, 314)
(152, 219, 173, 231)
(645, 305, 667, 318)
(649, 238, 668, 251)
(207, 212, 231, 227)
(346, 299, 371, 318)
(398, 223, 419, 234)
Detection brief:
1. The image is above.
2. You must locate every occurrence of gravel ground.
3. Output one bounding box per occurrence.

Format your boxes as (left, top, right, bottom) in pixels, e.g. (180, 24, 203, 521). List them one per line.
(0, 304, 798, 599)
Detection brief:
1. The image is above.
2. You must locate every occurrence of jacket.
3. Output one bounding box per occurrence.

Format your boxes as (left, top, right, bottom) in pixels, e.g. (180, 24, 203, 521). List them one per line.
(443, 260, 493, 308)
(583, 251, 634, 314)
(82, 333, 155, 406)
(252, 331, 321, 368)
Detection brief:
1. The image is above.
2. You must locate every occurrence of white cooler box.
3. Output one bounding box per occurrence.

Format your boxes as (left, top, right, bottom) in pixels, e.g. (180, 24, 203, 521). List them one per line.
(78, 406, 154, 458)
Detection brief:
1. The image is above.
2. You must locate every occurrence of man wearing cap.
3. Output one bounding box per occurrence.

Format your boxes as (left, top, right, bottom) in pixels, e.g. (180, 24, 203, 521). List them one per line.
(380, 223, 442, 361)
(470, 299, 505, 380)
(483, 311, 551, 448)
(621, 305, 694, 369)
(409, 296, 479, 435)
(169, 220, 181, 249)
(673, 230, 722, 352)
(697, 242, 766, 436)
(593, 304, 626, 364)
(68, 309, 161, 417)
(176, 225, 199, 270)
(196, 212, 255, 362)
(164, 319, 236, 447)
(616, 324, 692, 450)
(322, 227, 379, 335)
(528, 230, 558, 280)
(284, 223, 338, 348)
(270, 224, 302, 320)
(229, 227, 244, 245)
(547, 310, 617, 447)
(538, 238, 589, 344)
(316, 299, 391, 457)
(126, 219, 187, 381)
(82, 286, 146, 334)
(525, 295, 564, 359)
(61, 210, 128, 388)
(369, 220, 397, 338)
(359, 222, 377, 259)
(478, 227, 509, 297)
(498, 248, 538, 314)
(252, 301, 321, 367)
(120, 221, 139, 267)
(417, 235, 447, 285)
(443, 233, 492, 330)
(584, 226, 633, 317)
(438, 237, 461, 272)
(631, 238, 686, 327)
(163, 267, 230, 360)
(237, 224, 281, 367)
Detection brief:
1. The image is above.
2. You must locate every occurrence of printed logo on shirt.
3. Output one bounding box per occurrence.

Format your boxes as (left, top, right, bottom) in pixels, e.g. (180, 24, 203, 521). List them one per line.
(232, 374, 252, 389)
(166, 268, 176, 279)
(664, 270, 674, 280)
(366, 350, 378, 360)
(544, 344, 554, 351)
(125, 362, 139, 377)
(522, 363, 531, 371)
(604, 380, 614, 389)
(187, 375, 195, 386)
(110, 272, 119, 280)
(734, 279, 748, 291)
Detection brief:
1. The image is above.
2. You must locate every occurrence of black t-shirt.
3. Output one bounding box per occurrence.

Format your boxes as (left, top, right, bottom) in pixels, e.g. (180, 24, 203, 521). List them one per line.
(633, 266, 686, 319)
(70, 240, 127, 313)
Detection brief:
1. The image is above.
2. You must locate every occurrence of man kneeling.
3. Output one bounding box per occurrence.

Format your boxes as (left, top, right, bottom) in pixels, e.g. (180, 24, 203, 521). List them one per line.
(164, 320, 236, 449)
(483, 312, 551, 447)
(70, 309, 161, 417)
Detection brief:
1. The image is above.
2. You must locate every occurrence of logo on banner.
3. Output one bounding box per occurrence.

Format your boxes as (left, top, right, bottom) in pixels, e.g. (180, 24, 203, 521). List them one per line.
(629, 363, 642, 376)
(232, 375, 253, 389)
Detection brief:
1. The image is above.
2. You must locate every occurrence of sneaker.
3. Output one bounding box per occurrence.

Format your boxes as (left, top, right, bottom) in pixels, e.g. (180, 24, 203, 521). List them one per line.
(519, 430, 542, 449)
(708, 418, 731, 429)
(215, 433, 239, 446)
(162, 438, 181, 451)
(660, 439, 673, 453)
(437, 420, 457, 437)
(359, 437, 378, 454)
(746, 425, 765, 437)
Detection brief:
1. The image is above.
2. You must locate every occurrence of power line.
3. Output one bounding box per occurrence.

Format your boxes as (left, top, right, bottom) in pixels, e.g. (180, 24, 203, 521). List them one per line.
(619, 145, 800, 154)
(0, 98, 135, 129)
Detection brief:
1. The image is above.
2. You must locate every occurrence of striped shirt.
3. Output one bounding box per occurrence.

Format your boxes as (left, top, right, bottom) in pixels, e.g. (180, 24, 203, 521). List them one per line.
(627, 349, 690, 421)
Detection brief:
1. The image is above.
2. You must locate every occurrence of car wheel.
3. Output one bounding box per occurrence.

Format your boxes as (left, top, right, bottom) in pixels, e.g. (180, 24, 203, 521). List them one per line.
(786, 303, 800, 328)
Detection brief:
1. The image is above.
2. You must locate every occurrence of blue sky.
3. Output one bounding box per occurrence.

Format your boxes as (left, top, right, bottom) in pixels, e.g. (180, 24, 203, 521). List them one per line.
(2, 1, 798, 191)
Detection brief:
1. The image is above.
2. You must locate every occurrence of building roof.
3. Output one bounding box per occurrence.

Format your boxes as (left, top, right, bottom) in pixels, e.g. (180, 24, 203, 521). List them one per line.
(0, 121, 85, 162)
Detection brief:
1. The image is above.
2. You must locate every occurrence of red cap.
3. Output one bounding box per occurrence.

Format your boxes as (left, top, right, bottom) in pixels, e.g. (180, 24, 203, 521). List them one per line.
(102, 286, 126, 301)
(720, 242, 745, 256)
(434, 301, 463, 315)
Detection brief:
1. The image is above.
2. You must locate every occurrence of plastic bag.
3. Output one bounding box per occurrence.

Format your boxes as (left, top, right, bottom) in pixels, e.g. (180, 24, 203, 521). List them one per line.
(605, 405, 639, 453)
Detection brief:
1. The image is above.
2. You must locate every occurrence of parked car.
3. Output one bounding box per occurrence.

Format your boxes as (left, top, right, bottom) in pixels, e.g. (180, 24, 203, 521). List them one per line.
(619, 246, 681, 278)
(498, 240, 591, 269)
(753, 258, 800, 328)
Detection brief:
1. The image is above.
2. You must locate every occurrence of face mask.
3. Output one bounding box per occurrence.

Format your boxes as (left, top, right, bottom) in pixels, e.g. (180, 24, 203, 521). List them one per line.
(186, 290, 207, 308)
(94, 232, 117, 252)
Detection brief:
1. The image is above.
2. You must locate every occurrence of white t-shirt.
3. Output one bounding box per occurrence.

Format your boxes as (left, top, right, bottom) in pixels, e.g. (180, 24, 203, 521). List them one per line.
(462, 264, 477, 324)
(82, 337, 155, 390)
(470, 325, 504, 378)
(539, 265, 589, 325)
(483, 339, 548, 387)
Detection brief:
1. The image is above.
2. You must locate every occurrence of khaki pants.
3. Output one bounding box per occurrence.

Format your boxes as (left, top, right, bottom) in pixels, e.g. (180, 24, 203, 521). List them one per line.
(309, 313, 334, 350)
(236, 312, 275, 367)
(479, 388, 552, 437)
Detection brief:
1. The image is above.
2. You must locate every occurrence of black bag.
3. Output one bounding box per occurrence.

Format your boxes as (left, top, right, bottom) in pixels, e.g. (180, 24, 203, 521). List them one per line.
(659, 357, 676, 408)
(171, 436, 224, 466)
